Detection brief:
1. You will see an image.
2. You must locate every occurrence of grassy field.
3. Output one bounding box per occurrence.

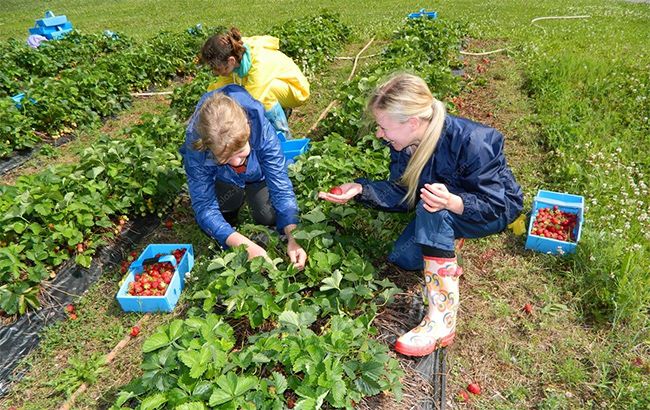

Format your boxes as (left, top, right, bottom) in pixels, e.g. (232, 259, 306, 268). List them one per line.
(1, 0, 649, 409)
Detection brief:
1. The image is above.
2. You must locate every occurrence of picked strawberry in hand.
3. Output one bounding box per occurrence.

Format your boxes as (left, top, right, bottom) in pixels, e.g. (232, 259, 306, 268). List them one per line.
(329, 186, 343, 195)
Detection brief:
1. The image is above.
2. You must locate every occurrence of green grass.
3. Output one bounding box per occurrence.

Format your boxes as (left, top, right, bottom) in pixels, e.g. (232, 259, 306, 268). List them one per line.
(1, 0, 649, 409)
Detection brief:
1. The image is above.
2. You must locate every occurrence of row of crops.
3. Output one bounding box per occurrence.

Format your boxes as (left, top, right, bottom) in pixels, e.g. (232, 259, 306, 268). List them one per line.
(0, 13, 352, 317)
(0, 13, 353, 160)
(2, 11, 467, 408)
(0, 28, 212, 158)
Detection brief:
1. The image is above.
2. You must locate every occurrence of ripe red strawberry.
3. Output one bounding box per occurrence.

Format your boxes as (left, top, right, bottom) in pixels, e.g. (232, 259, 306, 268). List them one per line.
(69, 313, 78, 320)
(522, 303, 533, 314)
(65, 304, 75, 313)
(130, 326, 140, 337)
(164, 219, 174, 230)
(457, 389, 470, 402)
(467, 383, 481, 395)
(329, 186, 343, 195)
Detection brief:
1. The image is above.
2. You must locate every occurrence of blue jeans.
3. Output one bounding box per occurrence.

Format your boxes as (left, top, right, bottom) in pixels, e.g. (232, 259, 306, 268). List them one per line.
(388, 203, 508, 270)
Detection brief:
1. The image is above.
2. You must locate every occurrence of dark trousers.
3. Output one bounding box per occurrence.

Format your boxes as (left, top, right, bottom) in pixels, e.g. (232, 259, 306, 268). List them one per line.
(388, 203, 508, 270)
(215, 180, 276, 227)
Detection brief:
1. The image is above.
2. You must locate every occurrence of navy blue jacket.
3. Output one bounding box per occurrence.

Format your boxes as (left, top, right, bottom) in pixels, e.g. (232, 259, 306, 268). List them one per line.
(179, 85, 299, 245)
(355, 115, 523, 224)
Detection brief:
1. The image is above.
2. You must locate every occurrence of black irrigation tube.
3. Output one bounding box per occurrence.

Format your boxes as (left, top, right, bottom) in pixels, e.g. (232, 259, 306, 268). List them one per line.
(415, 348, 448, 410)
(0, 134, 76, 177)
(0, 213, 161, 397)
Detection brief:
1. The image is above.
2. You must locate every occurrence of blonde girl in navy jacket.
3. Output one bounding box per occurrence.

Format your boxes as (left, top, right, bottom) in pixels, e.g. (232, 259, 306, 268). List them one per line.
(319, 73, 523, 357)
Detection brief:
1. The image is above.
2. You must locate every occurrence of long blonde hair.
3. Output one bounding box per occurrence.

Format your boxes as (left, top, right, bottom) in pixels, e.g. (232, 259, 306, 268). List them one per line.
(193, 93, 250, 163)
(368, 73, 446, 206)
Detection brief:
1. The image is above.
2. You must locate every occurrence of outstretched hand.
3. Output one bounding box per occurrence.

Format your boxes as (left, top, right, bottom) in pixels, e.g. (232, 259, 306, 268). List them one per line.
(317, 182, 362, 204)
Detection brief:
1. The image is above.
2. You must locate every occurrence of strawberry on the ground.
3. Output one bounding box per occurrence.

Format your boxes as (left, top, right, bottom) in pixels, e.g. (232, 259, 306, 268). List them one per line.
(130, 326, 140, 337)
(69, 313, 78, 321)
(522, 303, 533, 314)
(457, 390, 470, 402)
(65, 304, 75, 313)
(467, 383, 481, 395)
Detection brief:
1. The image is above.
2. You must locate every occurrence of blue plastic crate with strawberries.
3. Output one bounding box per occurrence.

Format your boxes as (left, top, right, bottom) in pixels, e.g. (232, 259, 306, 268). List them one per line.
(116, 244, 194, 312)
(525, 190, 584, 255)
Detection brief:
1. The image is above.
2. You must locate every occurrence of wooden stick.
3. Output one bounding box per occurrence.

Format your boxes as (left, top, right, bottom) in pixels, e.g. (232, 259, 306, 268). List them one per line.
(307, 37, 376, 133)
(347, 37, 375, 82)
(58, 314, 151, 410)
(130, 91, 173, 97)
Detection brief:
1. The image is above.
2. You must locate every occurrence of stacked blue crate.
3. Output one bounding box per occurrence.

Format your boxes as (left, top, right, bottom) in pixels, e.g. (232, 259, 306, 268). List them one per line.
(407, 9, 438, 19)
(29, 11, 73, 40)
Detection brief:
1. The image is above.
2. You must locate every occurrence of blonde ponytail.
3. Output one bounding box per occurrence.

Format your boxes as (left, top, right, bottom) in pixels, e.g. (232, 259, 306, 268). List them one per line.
(400, 99, 446, 205)
(368, 73, 446, 206)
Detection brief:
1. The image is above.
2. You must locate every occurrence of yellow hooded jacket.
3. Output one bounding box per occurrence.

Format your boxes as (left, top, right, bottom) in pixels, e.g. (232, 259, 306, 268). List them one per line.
(207, 36, 310, 111)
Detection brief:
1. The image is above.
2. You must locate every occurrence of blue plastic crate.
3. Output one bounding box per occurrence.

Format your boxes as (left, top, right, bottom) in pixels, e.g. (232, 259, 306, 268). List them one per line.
(116, 244, 194, 312)
(408, 9, 438, 19)
(281, 138, 310, 167)
(10, 93, 37, 109)
(525, 190, 584, 255)
(11, 93, 25, 109)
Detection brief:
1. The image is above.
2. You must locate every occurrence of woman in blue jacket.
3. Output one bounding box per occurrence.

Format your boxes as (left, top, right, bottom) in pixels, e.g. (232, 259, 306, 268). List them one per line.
(319, 73, 523, 357)
(180, 84, 307, 268)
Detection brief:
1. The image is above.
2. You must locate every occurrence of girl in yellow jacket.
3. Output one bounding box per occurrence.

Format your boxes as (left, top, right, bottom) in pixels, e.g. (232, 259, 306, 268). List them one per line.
(201, 27, 310, 139)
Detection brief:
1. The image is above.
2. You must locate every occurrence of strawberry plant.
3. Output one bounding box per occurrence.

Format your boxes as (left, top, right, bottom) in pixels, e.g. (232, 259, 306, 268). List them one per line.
(114, 312, 402, 409)
(0, 99, 38, 158)
(317, 18, 466, 141)
(270, 12, 352, 76)
(0, 114, 185, 316)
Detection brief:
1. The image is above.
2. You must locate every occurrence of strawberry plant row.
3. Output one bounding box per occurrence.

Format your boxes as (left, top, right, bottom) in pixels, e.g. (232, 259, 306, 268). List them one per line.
(170, 12, 352, 121)
(269, 12, 352, 76)
(317, 17, 467, 141)
(0, 30, 133, 97)
(0, 26, 216, 159)
(112, 128, 412, 409)
(0, 114, 185, 317)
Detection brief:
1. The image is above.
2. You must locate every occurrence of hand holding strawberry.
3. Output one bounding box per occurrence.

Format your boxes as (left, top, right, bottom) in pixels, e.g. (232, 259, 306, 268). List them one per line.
(318, 182, 363, 204)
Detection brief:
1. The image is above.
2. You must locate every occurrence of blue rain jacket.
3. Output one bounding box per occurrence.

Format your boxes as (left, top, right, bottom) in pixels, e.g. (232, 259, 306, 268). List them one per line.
(355, 114, 523, 225)
(179, 85, 299, 246)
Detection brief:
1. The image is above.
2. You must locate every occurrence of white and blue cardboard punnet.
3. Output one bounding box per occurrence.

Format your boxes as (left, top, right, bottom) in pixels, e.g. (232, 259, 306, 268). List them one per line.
(116, 244, 194, 312)
(525, 190, 584, 255)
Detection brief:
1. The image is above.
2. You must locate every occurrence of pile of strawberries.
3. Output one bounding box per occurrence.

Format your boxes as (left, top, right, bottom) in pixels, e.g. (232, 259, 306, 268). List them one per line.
(530, 206, 578, 242)
(126, 248, 186, 297)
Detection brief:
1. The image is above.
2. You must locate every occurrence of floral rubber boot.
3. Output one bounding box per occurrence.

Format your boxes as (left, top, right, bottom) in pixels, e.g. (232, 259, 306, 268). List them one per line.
(394, 256, 462, 357)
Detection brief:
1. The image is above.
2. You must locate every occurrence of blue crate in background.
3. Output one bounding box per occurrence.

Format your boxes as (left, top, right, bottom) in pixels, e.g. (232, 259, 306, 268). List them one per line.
(276, 131, 310, 168)
(116, 244, 194, 312)
(408, 9, 438, 19)
(11, 93, 25, 109)
(525, 190, 584, 255)
(10, 93, 37, 109)
(29, 11, 73, 40)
